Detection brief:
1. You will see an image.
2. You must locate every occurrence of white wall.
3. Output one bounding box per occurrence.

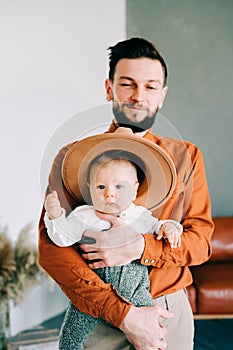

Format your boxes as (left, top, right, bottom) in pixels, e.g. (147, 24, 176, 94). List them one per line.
(0, 0, 125, 335)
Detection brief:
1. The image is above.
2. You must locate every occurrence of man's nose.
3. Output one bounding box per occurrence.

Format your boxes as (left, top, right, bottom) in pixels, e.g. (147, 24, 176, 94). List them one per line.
(131, 85, 144, 102)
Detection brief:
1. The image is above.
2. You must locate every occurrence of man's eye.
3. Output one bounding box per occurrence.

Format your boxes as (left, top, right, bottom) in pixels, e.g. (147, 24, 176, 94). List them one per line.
(120, 83, 134, 88)
(147, 85, 160, 91)
(97, 185, 105, 190)
(116, 184, 123, 189)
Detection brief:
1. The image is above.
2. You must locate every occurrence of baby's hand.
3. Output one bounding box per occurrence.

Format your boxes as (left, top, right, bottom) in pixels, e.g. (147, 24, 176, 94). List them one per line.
(158, 222, 182, 248)
(44, 191, 63, 220)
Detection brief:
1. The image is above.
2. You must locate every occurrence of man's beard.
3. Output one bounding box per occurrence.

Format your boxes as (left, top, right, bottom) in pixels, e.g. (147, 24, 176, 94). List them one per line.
(113, 102, 158, 133)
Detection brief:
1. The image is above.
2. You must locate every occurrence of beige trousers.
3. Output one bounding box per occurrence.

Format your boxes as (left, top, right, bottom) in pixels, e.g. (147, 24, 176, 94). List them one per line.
(84, 289, 194, 350)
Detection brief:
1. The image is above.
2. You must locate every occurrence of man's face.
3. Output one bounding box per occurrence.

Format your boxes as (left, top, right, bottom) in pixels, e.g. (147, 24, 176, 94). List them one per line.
(105, 58, 168, 132)
(89, 160, 139, 214)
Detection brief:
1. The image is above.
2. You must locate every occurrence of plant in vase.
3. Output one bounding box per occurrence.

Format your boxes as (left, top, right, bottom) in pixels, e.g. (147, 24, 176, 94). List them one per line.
(0, 223, 45, 349)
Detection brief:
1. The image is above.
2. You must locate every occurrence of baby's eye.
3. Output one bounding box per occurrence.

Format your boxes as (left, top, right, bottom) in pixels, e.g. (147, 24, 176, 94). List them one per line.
(116, 184, 123, 190)
(97, 185, 105, 190)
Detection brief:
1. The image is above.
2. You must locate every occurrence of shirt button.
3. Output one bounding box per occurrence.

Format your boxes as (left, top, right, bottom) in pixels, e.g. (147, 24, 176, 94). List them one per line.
(120, 211, 128, 218)
(144, 259, 149, 264)
(150, 259, 155, 264)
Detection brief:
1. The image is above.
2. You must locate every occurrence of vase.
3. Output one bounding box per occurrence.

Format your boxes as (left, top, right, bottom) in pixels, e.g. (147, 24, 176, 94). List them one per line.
(0, 303, 10, 350)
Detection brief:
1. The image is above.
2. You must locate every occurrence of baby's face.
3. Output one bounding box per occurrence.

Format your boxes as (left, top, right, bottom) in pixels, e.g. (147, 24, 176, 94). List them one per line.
(89, 160, 139, 214)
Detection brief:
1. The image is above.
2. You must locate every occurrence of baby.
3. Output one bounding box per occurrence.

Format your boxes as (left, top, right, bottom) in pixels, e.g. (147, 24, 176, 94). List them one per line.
(44, 150, 182, 349)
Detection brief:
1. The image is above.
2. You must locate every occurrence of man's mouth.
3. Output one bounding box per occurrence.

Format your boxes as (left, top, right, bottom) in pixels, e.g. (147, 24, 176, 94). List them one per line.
(125, 104, 147, 111)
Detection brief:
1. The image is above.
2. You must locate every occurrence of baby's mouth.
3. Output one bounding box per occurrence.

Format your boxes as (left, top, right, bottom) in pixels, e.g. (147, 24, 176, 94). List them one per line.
(105, 202, 117, 206)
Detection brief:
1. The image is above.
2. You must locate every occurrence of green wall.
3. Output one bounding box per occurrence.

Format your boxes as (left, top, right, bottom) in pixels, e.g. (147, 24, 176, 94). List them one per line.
(126, 0, 233, 217)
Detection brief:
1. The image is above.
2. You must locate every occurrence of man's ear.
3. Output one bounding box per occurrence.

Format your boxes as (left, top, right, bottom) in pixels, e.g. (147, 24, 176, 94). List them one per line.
(105, 79, 113, 101)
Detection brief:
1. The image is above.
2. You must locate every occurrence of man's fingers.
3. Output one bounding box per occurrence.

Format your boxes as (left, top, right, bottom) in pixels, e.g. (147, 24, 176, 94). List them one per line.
(156, 338, 167, 350)
(158, 323, 167, 337)
(82, 252, 99, 260)
(88, 261, 107, 269)
(81, 226, 141, 249)
(155, 305, 174, 319)
(79, 236, 96, 245)
(155, 325, 167, 350)
(95, 211, 125, 227)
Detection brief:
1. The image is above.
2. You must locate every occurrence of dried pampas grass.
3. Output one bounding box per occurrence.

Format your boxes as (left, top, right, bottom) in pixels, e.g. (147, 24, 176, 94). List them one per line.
(0, 223, 44, 306)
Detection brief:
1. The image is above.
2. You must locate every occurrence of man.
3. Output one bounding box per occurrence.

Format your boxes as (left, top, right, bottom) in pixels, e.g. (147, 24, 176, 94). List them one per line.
(38, 38, 214, 350)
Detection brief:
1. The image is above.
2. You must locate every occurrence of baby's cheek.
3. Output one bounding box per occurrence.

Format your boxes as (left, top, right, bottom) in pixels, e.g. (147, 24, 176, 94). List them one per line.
(117, 190, 133, 207)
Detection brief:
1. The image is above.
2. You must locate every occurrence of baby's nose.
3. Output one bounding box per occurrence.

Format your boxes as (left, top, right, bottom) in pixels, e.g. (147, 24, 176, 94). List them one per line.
(104, 187, 117, 199)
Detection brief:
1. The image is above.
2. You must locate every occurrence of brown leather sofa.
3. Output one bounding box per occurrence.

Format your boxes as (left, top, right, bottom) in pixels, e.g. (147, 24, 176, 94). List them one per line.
(187, 217, 233, 319)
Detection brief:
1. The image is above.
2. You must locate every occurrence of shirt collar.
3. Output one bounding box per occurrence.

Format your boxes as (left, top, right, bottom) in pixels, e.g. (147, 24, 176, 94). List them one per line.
(118, 203, 136, 218)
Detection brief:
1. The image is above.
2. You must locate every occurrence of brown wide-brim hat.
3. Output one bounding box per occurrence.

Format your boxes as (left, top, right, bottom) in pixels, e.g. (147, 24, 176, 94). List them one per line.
(62, 127, 177, 210)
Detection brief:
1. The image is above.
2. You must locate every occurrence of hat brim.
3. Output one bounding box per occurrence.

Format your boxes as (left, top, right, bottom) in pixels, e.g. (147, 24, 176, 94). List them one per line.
(62, 128, 177, 211)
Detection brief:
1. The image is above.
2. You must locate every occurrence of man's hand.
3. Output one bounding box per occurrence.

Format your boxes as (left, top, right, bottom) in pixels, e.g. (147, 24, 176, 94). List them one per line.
(79, 212, 145, 269)
(120, 305, 174, 350)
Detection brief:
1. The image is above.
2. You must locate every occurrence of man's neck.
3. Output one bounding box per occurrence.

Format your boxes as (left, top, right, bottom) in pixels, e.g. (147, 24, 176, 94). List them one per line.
(112, 119, 149, 138)
(134, 130, 148, 137)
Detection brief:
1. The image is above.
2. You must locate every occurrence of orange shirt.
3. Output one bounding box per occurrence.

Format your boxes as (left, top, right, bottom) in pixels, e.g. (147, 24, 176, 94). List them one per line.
(38, 127, 214, 328)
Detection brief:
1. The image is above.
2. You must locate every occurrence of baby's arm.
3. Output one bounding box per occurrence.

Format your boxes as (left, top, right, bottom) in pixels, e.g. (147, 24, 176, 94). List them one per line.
(44, 191, 85, 246)
(44, 190, 63, 219)
(156, 220, 183, 248)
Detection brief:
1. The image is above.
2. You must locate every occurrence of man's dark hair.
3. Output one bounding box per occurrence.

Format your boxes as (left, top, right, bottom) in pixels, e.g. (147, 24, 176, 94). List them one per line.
(108, 37, 168, 86)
